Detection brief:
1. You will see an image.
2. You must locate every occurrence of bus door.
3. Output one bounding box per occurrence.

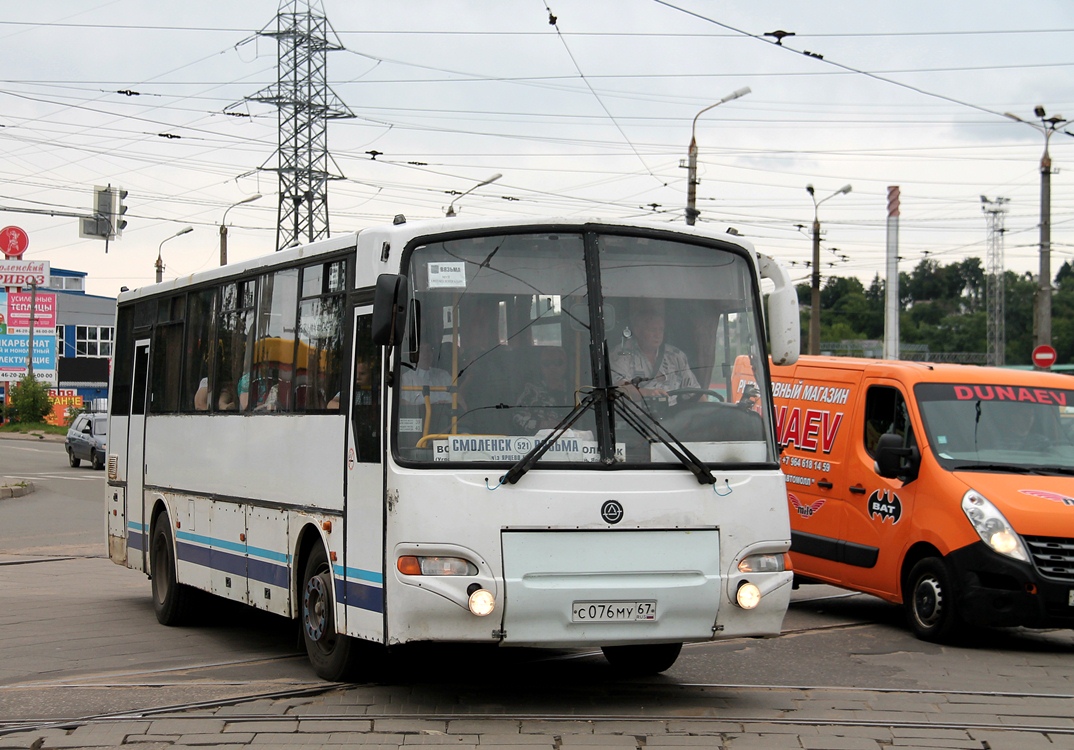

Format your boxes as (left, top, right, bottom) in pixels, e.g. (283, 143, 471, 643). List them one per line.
(129, 338, 151, 570)
(342, 306, 386, 641)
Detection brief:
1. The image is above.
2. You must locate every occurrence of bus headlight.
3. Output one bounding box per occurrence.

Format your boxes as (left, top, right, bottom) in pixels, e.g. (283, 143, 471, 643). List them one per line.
(961, 490, 1029, 563)
(737, 553, 785, 573)
(735, 581, 762, 609)
(468, 588, 496, 616)
(397, 555, 478, 576)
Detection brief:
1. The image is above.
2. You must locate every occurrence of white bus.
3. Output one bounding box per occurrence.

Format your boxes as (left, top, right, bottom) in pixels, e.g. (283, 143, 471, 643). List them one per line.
(106, 216, 800, 680)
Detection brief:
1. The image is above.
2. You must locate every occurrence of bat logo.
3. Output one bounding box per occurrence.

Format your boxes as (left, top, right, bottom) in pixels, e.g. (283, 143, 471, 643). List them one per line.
(1020, 489, 1074, 507)
(868, 489, 902, 524)
(789, 493, 826, 518)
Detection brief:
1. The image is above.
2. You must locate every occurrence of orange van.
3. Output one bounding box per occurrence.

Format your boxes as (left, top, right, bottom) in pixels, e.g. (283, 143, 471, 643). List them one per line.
(770, 356, 1074, 641)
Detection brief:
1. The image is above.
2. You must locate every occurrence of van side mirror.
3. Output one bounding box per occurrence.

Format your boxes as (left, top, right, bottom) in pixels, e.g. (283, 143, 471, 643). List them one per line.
(874, 433, 919, 483)
(371, 274, 408, 347)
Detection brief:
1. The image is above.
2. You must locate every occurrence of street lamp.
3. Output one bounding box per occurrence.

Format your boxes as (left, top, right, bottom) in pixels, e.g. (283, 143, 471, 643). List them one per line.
(685, 87, 751, 226)
(445, 173, 502, 217)
(219, 193, 262, 267)
(156, 226, 194, 284)
(1004, 107, 1071, 349)
(806, 183, 852, 355)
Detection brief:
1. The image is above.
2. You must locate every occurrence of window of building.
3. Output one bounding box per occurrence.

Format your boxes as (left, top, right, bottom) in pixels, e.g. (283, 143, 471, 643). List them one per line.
(76, 326, 114, 357)
(49, 276, 85, 292)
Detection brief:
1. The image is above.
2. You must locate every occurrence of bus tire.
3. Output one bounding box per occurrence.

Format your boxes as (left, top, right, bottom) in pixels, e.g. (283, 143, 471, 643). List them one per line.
(150, 514, 194, 626)
(601, 642, 682, 675)
(905, 557, 962, 643)
(301, 544, 361, 681)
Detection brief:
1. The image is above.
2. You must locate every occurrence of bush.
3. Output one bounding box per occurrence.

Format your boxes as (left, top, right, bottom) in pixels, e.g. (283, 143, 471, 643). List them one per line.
(7, 376, 52, 424)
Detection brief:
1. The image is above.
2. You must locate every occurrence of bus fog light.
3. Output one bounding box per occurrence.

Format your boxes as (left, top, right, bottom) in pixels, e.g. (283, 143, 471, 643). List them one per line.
(736, 581, 761, 609)
(468, 588, 495, 616)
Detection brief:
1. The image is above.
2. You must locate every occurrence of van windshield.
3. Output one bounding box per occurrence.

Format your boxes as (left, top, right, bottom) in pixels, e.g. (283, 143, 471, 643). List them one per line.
(915, 382, 1074, 472)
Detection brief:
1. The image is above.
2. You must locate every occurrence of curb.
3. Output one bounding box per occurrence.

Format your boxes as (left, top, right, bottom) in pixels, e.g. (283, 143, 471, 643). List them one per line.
(0, 481, 35, 499)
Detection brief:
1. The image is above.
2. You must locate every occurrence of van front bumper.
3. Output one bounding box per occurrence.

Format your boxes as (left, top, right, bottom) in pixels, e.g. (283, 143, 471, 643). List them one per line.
(947, 542, 1074, 629)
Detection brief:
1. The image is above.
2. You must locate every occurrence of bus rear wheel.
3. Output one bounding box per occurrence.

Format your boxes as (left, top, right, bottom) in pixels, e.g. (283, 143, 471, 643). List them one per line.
(301, 544, 363, 681)
(150, 514, 194, 626)
(601, 642, 682, 675)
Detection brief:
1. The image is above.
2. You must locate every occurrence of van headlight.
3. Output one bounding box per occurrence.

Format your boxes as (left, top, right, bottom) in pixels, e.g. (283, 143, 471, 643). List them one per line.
(961, 490, 1029, 562)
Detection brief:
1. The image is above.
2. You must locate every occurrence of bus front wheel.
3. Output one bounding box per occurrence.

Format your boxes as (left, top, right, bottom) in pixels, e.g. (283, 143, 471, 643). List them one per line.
(150, 514, 194, 626)
(905, 557, 963, 643)
(601, 642, 682, 675)
(301, 544, 361, 681)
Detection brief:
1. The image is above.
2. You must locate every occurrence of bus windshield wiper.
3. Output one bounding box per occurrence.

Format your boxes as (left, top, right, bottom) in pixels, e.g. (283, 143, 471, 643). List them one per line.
(500, 389, 603, 485)
(611, 389, 715, 486)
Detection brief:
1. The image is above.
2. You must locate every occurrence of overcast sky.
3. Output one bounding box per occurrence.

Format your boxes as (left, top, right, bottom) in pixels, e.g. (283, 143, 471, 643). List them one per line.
(2, 1, 1073, 298)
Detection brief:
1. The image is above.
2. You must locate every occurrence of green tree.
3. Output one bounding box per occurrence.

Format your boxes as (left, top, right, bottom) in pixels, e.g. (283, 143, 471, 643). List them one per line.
(7, 376, 52, 424)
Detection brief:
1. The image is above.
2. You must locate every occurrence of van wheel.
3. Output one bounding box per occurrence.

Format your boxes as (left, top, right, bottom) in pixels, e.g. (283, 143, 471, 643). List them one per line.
(601, 642, 682, 675)
(905, 557, 962, 643)
(151, 514, 194, 626)
(301, 544, 365, 681)
(68, 448, 80, 468)
(92, 451, 105, 471)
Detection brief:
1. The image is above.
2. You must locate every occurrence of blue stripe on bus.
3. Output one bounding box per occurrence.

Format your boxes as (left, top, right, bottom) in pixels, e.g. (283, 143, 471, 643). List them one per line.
(334, 564, 384, 584)
(337, 577, 385, 614)
(176, 530, 290, 563)
(176, 540, 288, 587)
(129, 522, 383, 614)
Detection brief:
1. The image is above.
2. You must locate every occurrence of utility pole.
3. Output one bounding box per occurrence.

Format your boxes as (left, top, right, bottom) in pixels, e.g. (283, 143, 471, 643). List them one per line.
(806, 183, 852, 356)
(684, 87, 751, 226)
(1004, 107, 1070, 350)
(982, 196, 1009, 366)
(883, 187, 900, 360)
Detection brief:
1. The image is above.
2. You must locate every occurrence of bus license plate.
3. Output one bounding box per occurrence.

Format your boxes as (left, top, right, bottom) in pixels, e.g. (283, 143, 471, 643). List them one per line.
(572, 601, 657, 622)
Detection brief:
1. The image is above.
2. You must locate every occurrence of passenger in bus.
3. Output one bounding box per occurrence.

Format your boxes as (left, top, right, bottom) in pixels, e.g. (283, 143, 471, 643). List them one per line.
(194, 378, 210, 411)
(217, 384, 238, 411)
(513, 346, 573, 433)
(402, 340, 454, 405)
(611, 298, 699, 404)
(327, 356, 375, 410)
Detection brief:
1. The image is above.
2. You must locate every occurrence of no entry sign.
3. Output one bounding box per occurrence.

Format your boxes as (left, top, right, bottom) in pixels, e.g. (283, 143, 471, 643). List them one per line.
(1032, 344, 1057, 369)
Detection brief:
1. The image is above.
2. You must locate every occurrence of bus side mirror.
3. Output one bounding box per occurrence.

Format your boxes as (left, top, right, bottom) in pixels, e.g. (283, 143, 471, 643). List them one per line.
(372, 273, 408, 347)
(874, 433, 919, 483)
(757, 253, 800, 366)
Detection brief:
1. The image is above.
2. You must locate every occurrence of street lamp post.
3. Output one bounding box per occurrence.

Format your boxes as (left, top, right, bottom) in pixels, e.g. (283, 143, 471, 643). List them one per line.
(1004, 107, 1071, 349)
(156, 226, 194, 284)
(685, 87, 751, 226)
(445, 174, 502, 217)
(219, 194, 262, 267)
(806, 183, 852, 355)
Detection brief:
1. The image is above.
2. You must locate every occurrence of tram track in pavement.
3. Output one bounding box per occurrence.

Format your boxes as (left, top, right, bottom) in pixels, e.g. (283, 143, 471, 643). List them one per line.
(3, 678, 1074, 739)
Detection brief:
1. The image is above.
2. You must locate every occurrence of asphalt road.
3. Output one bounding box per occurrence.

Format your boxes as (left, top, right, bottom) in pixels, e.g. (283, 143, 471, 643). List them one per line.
(2, 437, 1073, 748)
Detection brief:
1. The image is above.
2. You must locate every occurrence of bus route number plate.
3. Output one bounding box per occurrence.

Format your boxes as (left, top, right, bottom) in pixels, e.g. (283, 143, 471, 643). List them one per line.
(572, 601, 657, 622)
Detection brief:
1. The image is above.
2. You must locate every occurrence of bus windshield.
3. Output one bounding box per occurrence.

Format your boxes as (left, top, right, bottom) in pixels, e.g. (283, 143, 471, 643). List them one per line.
(395, 228, 776, 469)
(915, 382, 1074, 472)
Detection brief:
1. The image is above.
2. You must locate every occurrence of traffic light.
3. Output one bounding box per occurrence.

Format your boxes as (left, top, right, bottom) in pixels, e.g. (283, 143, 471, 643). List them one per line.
(80, 185, 129, 241)
(115, 188, 128, 234)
